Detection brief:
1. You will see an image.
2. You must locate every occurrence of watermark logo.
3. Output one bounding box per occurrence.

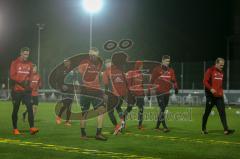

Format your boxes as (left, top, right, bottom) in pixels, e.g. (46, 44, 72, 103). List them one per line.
(49, 52, 177, 121)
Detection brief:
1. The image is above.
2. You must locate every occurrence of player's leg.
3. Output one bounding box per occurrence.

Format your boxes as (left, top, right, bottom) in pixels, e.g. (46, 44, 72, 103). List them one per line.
(24, 91, 38, 135)
(124, 95, 136, 120)
(136, 97, 144, 129)
(202, 95, 215, 134)
(116, 98, 124, 119)
(108, 109, 117, 125)
(123, 103, 133, 129)
(93, 93, 107, 141)
(32, 96, 39, 118)
(215, 97, 235, 135)
(216, 97, 228, 131)
(115, 98, 126, 131)
(107, 95, 121, 134)
(22, 95, 38, 121)
(161, 94, 170, 131)
(156, 95, 164, 129)
(23, 96, 38, 122)
(24, 96, 39, 122)
(65, 98, 73, 126)
(96, 106, 104, 129)
(107, 95, 118, 126)
(22, 99, 28, 122)
(124, 92, 136, 118)
(124, 104, 133, 117)
(58, 99, 68, 117)
(22, 110, 27, 122)
(80, 95, 90, 138)
(108, 108, 122, 135)
(12, 91, 22, 134)
(56, 96, 68, 124)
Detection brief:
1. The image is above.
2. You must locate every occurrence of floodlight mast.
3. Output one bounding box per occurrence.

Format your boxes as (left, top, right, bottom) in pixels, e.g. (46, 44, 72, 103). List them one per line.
(36, 23, 45, 73)
(82, 0, 103, 50)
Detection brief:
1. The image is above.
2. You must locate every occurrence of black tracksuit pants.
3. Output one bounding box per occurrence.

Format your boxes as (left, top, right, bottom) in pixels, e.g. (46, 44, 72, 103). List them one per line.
(156, 94, 170, 129)
(202, 95, 228, 131)
(12, 90, 34, 129)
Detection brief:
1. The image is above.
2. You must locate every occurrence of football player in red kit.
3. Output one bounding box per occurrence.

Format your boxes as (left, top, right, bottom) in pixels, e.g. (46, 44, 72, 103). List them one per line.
(103, 52, 129, 135)
(23, 64, 42, 121)
(124, 61, 145, 130)
(202, 57, 234, 135)
(55, 59, 74, 126)
(78, 47, 107, 141)
(10, 47, 39, 135)
(151, 55, 178, 132)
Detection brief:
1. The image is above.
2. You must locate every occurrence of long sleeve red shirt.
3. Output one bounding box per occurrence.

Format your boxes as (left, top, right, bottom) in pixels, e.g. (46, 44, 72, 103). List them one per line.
(103, 65, 128, 97)
(30, 73, 42, 96)
(151, 65, 178, 94)
(203, 66, 224, 97)
(126, 70, 144, 96)
(10, 57, 33, 92)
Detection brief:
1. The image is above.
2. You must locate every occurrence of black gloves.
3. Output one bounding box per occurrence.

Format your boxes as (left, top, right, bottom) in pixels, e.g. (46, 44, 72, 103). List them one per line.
(17, 81, 30, 89)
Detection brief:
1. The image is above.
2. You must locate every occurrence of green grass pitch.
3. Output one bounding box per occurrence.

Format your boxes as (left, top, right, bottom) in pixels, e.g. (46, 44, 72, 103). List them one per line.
(0, 101, 239, 159)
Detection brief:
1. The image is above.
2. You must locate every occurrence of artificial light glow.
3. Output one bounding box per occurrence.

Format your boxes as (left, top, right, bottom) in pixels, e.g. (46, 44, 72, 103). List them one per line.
(82, 0, 103, 14)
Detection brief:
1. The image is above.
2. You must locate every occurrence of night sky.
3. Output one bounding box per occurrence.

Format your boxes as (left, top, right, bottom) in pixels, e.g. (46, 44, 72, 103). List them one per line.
(0, 0, 239, 88)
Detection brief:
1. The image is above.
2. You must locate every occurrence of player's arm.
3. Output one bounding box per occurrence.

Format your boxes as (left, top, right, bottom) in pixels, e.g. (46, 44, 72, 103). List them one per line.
(39, 76, 43, 89)
(10, 61, 17, 81)
(126, 71, 133, 88)
(171, 69, 178, 94)
(78, 62, 88, 75)
(20, 63, 32, 90)
(148, 67, 160, 99)
(29, 63, 33, 80)
(150, 66, 160, 84)
(203, 68, 212, 90)
(102, 70, 109, 93)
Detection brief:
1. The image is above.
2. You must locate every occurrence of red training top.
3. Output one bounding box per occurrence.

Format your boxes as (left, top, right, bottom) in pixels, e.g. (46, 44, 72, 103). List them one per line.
(126, 61, 144, 96)
(30, 73, 42, 96)
(10, 57, 33, 92)
(151, 65, 178, 94)
(78, 56, 102, 90)
(203, 66, 224, 97)
(103, 65, 128, 97)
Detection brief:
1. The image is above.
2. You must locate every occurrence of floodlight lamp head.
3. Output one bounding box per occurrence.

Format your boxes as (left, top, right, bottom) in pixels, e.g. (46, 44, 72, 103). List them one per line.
(82, 0, 103, 14)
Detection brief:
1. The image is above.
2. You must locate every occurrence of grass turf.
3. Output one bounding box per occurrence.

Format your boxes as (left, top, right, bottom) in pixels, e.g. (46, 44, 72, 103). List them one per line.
(0, 101, 239, 159)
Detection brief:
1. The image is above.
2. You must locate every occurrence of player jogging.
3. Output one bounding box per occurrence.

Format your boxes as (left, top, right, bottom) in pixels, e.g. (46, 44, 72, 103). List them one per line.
(103, 52, 129, 135)
(56, 59, 74, 126)
(78, 47, 107, 141)
(124, 60, 145, 130)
